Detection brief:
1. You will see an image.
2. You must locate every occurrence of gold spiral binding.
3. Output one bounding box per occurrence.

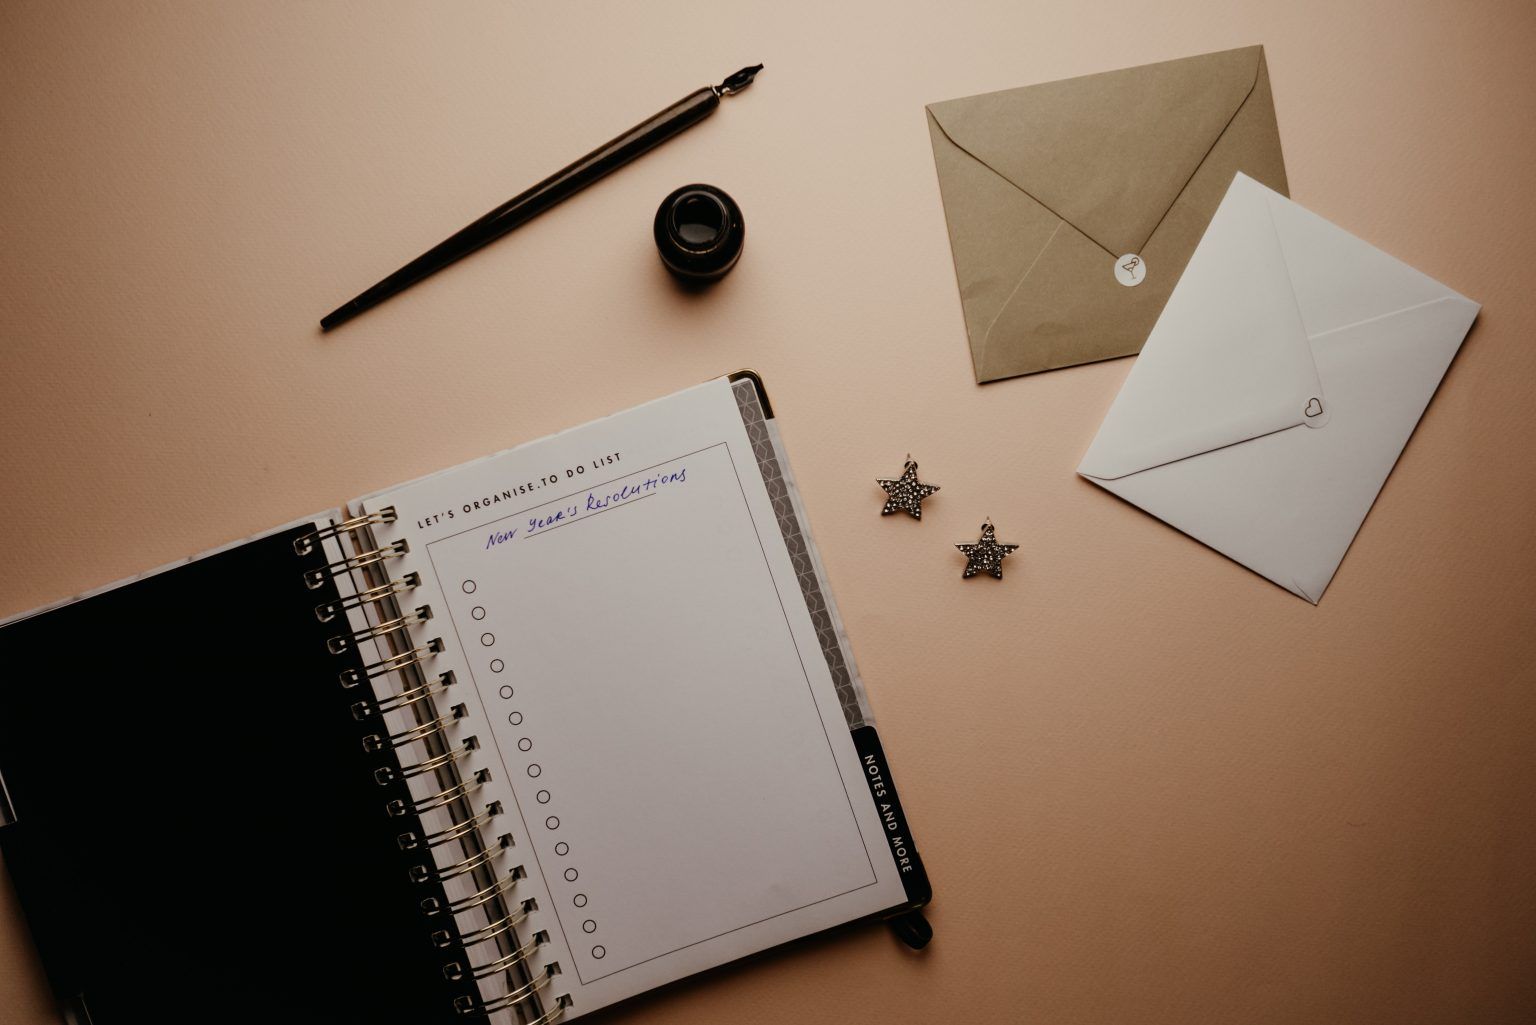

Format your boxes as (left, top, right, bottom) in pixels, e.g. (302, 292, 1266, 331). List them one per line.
(303, 539, 408, 590)
(340, 639, 443, 688)
(411, 833, 510, 885)
(314, 572, 421, 622)
(364, 704, 466, 753)
(439, 902, 533, 949)
(376, 736, 479, 785)
(387, 768, 491, 818)
(519, 998, 568, 1025)
(442, 933, 543, 982)
(352, 672, 454, 720)
(328, 605, 432, 654)
(423, 868, 523, 917)
(292, 507, 398, 555)
(398, 801, 500, 851)
(453, 969, 554, 1016)
(301, 520, 550, 1023)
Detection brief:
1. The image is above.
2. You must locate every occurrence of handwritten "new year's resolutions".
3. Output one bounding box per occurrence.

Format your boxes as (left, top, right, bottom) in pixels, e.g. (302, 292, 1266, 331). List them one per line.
(483, 467, 689, 550)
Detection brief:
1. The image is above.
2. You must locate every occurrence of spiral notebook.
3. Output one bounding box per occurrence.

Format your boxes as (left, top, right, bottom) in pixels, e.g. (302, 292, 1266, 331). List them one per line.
(0, 373, 931, 1025)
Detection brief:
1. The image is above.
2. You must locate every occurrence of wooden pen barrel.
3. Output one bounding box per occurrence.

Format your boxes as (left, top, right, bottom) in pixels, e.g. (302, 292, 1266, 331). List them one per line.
(322, 86, 721, 329)
(511, 86, 720, 221)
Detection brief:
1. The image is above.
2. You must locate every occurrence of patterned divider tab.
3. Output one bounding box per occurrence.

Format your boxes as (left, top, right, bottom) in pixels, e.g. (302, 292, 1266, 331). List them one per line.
(730, 377, 866, 730)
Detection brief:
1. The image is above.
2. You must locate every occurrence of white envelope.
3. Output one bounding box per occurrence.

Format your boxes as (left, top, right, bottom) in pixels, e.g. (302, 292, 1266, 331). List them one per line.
(1078, 173, 1479, 603)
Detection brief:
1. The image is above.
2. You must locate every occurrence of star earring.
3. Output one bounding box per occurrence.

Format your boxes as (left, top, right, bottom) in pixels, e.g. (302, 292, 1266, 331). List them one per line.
(957, 519, 1018, 580)
(877, 456, 940, 519)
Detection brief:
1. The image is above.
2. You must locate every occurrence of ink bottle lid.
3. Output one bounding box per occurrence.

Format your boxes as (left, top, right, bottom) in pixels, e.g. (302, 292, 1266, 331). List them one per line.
(653, 184, 744, 281)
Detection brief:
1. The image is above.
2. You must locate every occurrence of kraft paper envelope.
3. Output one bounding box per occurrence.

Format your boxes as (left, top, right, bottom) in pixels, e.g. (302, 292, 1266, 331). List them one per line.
(1078, 173, 1479, 603)
(927, 46, 1289, 382)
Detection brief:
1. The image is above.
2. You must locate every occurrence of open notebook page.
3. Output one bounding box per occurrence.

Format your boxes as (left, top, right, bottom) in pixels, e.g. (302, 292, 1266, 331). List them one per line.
(351, 378, 908, 1018)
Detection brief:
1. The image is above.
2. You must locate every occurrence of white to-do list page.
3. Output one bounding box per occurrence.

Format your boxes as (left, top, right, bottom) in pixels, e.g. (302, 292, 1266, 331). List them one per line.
(354, 379, 907, 1017)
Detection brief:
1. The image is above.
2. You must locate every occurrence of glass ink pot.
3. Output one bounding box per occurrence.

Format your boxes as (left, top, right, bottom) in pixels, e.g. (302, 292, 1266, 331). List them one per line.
(653, 184, 744, 282)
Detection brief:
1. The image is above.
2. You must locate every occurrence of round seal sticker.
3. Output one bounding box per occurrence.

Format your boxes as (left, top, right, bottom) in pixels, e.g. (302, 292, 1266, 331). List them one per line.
(1115, 254, 1146, 287)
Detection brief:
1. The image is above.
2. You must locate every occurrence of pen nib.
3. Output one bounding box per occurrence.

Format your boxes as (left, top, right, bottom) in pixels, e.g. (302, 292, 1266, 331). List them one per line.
(716, 64, 764, 97)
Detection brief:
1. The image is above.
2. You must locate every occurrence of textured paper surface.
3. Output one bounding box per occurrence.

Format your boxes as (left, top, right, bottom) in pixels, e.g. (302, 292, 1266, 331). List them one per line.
(927, 45, 1288, 380)
(3, 2, 1535, 1024)
(1079, 174, 1479, 602)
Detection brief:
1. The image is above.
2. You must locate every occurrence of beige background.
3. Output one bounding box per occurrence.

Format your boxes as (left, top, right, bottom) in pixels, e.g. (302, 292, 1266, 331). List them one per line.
(3, 1, 1534, 1022)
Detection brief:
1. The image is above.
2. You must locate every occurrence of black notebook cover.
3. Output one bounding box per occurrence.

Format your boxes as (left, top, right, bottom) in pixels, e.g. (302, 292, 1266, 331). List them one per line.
(0, 524, 468, 1024)
(2, 376, 935, 1023)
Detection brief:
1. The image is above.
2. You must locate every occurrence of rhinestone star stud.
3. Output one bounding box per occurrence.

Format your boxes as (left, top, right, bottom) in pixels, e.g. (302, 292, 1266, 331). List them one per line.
(957, 520, 1019, 580)
(877, 457, 940, 519)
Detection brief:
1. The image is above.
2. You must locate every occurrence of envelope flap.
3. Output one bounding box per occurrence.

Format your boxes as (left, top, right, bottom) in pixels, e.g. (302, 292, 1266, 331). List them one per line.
(1265, 175, 1472, 334)
(927, 46, 1263, 257)
(1079, 173, 1323, 481)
